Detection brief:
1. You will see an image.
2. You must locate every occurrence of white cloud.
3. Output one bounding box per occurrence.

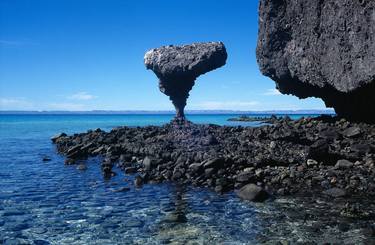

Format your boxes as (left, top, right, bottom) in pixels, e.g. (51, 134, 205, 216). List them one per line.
(68, 92, 97, 101)
(191, 100, 259, 110)
(263, 88, 282, 96)
(0, 98, 34, 110)
(47, 103, 87, 111)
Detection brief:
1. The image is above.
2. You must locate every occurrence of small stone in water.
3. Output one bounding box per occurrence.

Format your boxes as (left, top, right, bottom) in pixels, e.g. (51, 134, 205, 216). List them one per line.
(29, 227, 47, 234)
(76, 164, 87, 170)
(164, 212, 187, 223)
(112, 187, 130, 192)
(124, 167, 137, 174)
(42, 156, 51, 162)
(123, 219, 143, 227)
(64, 158, 75, 165)
(134, 175, 143, 187)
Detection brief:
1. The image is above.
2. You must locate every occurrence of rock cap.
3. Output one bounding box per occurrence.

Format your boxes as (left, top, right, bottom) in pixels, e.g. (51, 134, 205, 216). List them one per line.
(144, 42, 227, 79)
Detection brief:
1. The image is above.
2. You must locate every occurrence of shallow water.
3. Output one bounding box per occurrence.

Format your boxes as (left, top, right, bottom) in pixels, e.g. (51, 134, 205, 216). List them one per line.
(0, 114, 373, 244)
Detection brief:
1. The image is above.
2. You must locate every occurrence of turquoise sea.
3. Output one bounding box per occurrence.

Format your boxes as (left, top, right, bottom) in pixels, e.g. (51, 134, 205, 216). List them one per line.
(2, 113, 363, 244)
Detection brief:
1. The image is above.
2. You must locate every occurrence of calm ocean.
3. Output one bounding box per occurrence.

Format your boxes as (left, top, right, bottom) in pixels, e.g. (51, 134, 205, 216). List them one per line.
(0, 114, 322, 244)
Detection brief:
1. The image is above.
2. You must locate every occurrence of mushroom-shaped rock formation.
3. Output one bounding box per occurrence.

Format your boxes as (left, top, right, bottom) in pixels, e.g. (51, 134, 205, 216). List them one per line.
(144, 42, 227, 120)
(257, 0, 375, 123)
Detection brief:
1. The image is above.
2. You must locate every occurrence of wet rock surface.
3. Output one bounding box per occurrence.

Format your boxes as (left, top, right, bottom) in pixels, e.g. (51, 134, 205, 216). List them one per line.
(237, 184, 269, 202)
(53, 116, 375, 206)
(144, 42, 227, 119)
(257, 0, 375, 123)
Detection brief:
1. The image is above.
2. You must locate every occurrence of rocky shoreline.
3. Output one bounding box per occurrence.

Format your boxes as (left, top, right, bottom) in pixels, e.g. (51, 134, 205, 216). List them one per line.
(52, 116, 375, 205)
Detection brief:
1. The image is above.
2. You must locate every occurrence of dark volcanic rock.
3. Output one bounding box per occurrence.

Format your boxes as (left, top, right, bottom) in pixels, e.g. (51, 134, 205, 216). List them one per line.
(51, 133, 67, 143)
(323, 187, 347, 198)
(335, 159, 354, 169)
(144, 42, 227, 119)
(257, 0, 375, 123)
(237, 184, 269, 202)
(52, 116, 375, 201)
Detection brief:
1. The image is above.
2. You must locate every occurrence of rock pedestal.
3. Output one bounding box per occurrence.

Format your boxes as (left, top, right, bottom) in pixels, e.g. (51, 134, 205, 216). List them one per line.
(145, 42, 227, 121)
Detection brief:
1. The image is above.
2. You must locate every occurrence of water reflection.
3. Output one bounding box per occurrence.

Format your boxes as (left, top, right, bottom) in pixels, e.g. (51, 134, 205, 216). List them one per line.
(163, 184, 188, 224)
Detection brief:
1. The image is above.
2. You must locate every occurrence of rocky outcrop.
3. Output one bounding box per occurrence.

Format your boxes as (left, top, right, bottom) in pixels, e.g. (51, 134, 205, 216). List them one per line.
(257, 0, 375, 123)
(144, 42, 227, 120)
(53, 116, 375, 200)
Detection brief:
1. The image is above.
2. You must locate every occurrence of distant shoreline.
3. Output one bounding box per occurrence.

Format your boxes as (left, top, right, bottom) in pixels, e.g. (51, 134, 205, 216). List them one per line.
(0, 110, 335, 115)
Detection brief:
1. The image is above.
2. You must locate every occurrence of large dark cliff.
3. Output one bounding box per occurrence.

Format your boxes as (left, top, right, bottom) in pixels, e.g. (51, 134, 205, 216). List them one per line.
(257, 0, 375, 123)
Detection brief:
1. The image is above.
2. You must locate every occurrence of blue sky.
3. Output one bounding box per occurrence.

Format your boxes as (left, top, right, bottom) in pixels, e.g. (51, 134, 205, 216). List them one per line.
(0, 0, 328, 111)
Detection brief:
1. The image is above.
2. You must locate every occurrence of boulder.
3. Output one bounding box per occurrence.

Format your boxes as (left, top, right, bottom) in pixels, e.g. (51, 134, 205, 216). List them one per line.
(144, 42, 227, 120)
(335, 159, 354, 169)
(188, 162, 203, 174)
(236, 172, 255, 184)
(134, 175, 144, 187)
(143, 156, 154, 171)
(323, 187, 347, 198)
(203, 158, 225, 169)
(257, 0, 375, 123)
(342, 127, 362, 138)
(237, 183, 269, 202)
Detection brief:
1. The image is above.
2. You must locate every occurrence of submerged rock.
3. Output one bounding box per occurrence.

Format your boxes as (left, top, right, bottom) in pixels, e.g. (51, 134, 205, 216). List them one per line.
(144, 42, 227, 120)
(42, 156, 51, 162)
(76, 164, 87, 171)
(112, 187, 130, 193)
(134, 175, 144, 187)
(257, 0, 375, 123)
(164, 212, 187, 223)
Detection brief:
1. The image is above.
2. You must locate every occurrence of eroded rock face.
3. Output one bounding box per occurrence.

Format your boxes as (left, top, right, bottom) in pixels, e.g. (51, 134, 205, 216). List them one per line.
(257, 0, 375, 123)
(144, 42, 227, 119)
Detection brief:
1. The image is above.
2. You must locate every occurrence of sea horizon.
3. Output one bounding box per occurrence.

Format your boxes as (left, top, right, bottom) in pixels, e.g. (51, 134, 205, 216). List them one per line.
(0, 109, 335, 115)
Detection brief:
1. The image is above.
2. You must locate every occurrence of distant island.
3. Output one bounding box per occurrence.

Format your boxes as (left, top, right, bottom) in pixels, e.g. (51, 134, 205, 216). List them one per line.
(227, 115, 276, 123)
